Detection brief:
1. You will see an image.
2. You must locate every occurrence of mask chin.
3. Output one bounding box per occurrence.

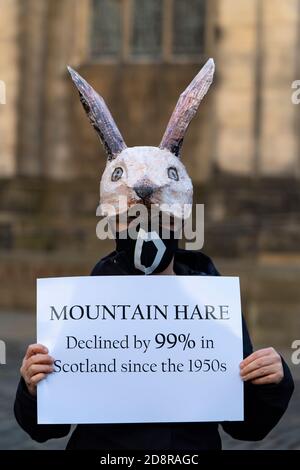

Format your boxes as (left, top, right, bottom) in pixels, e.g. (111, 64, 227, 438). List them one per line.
(115, 225, 178, 275)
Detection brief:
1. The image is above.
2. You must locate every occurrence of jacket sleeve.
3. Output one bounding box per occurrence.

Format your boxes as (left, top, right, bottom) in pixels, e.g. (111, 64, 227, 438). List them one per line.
(14, 377, 71, 443)
(221, 316, 294, 441)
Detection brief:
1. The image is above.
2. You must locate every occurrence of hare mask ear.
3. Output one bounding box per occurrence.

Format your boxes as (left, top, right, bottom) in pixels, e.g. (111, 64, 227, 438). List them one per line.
(67, 66, 127, 160)
(159, 58, 215, 157)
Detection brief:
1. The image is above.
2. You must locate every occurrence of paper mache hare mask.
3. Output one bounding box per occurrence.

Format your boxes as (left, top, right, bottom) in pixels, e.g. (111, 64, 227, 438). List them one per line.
(67, 59, 215, 222)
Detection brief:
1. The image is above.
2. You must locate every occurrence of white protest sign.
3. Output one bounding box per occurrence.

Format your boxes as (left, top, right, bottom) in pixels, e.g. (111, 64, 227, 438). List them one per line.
(37, 276, 243, 424)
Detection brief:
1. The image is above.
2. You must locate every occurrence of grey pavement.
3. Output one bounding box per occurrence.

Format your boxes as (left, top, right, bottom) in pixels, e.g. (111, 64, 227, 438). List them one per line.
(0, 312, 299, 450)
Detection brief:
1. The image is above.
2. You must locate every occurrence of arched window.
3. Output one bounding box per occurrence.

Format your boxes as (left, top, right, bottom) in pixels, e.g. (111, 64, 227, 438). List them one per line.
(90, 0, 207, 62)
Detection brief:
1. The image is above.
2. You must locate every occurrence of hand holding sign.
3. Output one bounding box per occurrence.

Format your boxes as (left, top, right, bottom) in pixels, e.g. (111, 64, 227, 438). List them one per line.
(20, 344, 54, 396)
(240, 347, 284, 385)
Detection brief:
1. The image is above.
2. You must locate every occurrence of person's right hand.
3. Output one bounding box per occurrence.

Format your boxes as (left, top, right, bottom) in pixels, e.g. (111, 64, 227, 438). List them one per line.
(20, 344, 54, 396)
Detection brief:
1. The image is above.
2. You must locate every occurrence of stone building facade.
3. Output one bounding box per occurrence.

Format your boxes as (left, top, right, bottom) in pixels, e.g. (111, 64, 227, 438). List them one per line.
(0, 0, 299, 346)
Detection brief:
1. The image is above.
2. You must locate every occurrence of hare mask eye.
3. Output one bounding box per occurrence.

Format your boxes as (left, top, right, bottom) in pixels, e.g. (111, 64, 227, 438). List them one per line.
(111, 167, 123, 182)
(168, 167, 179, 181)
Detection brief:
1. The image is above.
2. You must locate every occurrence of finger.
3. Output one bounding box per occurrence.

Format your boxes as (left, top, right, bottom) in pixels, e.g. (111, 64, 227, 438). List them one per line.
(251, 373, 280, 385)
(241, 365, 277, 382)
(22, 355, 53, 376)
(29, 373, 47, 385)
(25, 344, 48, 359)
(27, 364, 54, 377)
(240, 355, 275, 376)
(240, 348, 273, 369)
(26, 354, 54, 368)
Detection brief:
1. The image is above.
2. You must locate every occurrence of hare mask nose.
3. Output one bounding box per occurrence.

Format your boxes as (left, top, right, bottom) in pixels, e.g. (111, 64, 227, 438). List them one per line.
(134, 184, 154, 200)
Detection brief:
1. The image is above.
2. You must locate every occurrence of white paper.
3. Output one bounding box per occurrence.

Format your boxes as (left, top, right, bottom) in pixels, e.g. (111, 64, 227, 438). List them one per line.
(37, 275, 243, 424)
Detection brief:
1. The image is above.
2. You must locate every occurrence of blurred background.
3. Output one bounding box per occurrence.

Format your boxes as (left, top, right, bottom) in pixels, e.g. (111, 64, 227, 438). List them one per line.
(0, 0, 299, 450)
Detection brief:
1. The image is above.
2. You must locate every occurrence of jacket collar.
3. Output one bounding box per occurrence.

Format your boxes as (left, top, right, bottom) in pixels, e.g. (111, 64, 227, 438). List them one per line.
(91, 248, 219, 277)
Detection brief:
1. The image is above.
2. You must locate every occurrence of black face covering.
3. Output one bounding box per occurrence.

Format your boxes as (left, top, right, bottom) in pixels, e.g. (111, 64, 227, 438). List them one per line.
(115, 225, 178, 275)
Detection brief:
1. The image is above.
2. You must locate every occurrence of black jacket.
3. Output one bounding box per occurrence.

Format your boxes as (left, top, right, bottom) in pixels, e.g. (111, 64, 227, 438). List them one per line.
(14, 249, 294, 450)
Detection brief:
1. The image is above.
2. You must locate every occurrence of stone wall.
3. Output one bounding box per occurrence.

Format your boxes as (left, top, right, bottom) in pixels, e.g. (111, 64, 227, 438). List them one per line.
(0, 0, 19, 176)
(0, 175, 299, 348)
(214, 0, 300, 176)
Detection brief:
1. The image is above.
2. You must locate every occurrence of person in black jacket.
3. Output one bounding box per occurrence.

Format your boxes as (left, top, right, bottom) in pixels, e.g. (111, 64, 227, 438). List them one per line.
(14, 249, 294, 450)
(14, 60, 294, 449)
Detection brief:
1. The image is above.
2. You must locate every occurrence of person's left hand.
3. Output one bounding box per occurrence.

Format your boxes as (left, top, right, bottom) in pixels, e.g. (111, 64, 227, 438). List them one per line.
(240, 347, 284, 385)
